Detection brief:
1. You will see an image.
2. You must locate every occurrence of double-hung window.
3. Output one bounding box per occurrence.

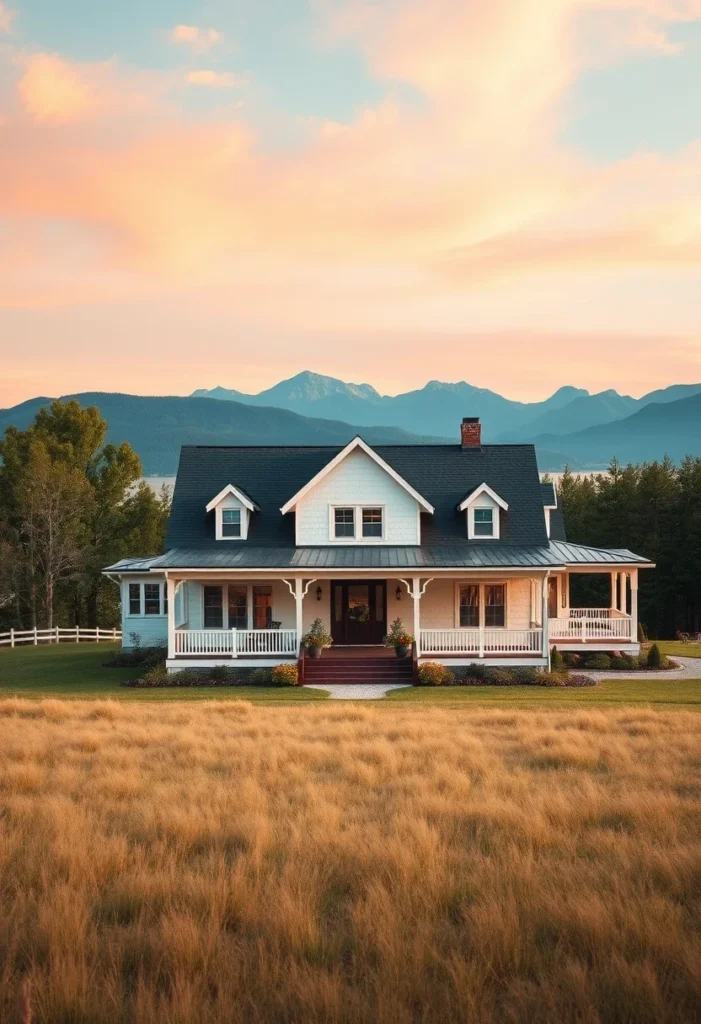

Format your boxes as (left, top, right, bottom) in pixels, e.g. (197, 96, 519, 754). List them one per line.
(128, 582, 165, 616)
(458, 583, 506, 628)
(473, 508, 494, 537)
(128, 583, 141, 616)
(144, 584, 161, 615)
(362, 507, 383, 538)
(203, 586, 224, 628)
(459, 584, 480, 628)
(334, 507, 355, 538)
(485, 584, 506, 627)
(222, 508, 241, 538)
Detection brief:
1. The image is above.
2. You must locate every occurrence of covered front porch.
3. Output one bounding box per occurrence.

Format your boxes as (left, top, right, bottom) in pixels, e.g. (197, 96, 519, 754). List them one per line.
(163, 565, 640, 670)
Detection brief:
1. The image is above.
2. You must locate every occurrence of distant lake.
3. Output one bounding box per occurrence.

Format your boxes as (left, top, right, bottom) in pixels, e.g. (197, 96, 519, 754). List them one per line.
(143, 476, 176, 492)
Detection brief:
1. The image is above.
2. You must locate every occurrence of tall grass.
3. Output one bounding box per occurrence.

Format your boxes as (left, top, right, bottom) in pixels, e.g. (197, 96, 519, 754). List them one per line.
(1, 699, 700, 1022)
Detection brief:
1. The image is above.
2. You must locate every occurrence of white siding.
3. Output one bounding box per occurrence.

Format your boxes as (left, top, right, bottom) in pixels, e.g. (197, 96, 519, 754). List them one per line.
(294, 448, 421, 546)
(121, 575, 168, 648)
(421, 578, 533, 630)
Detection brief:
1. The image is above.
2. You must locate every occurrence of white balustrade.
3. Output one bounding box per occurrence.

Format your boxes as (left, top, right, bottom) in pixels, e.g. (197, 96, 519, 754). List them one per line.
(420, 628, 542, 656)
(173, 629, 297, 657)
(549, 614, 632, 641)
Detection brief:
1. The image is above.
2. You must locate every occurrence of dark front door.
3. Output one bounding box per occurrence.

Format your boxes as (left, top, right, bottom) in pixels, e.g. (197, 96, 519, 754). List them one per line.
(331, 580, 386, 645)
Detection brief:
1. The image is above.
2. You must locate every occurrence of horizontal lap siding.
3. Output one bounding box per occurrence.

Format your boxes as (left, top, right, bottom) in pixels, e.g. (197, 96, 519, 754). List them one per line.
(421, 578, 533, 630)
(121, 575, 167, 648)
(295, 448, 420, 546)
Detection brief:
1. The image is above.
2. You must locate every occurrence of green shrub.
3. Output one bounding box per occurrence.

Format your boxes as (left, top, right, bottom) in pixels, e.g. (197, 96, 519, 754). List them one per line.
(646, 643, 666, 669)
(562, 652, 581, 669)
(550, 646, 564, 670)
(537, 670, 568, 687)
(509, 667, 541, 685)
(638, 622, 648, 643)
(208, 665, 239, 683)
(140, 663, 170, 686)
(484, 669, 516, 686)
(417, 662, 455, 686)
(271, 663, 299, 686)
(250, 668, 272, 686)
(464, 663, 489, 682)
(583, 653, 613, 670)
(564, 674, 598, 688)
(171, 669, 201, 684)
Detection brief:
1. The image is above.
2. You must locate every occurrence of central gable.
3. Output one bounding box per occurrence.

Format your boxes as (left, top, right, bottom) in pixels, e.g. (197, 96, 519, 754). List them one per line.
(287, 439, 431, 546)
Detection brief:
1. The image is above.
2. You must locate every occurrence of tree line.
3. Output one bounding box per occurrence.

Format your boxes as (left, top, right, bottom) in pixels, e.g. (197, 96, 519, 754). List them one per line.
(558, 457, 701, 639)
(0, 401, 170, 631)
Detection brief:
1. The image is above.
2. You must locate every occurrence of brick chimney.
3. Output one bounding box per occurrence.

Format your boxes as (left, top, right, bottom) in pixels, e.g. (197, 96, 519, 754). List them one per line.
(461, 417, 481, 448)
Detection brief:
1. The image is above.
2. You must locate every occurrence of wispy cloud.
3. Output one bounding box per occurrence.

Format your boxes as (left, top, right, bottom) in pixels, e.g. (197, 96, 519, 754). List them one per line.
(0, 1, 15, 33)
(170, 25, 223, 52)
(18, 53, 102, 123)
(185, 69, 244, 88)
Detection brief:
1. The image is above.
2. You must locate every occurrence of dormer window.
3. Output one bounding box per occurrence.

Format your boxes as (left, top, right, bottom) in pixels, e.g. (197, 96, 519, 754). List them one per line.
(222, 509, 241, 538)
(206, 484, 259, 542)
(473, 508, 494, 537)
(458, 483, 508, 541)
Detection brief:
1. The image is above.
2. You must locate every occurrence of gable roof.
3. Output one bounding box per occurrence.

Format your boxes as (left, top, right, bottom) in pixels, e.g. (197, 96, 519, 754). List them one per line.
(458, 482, 509, 512)
(205, 483, 259, 513)
(278, 436, 434, 515)
(164, 442, 550, 551)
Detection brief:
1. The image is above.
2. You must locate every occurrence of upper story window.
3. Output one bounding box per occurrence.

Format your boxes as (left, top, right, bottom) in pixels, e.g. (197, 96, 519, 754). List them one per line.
(222, 508, 241, 538)
(362, 507, 383, 538)
(334, 507, 355, 538)
(331, 505, 385, 542)
(473, 508, 494, 537)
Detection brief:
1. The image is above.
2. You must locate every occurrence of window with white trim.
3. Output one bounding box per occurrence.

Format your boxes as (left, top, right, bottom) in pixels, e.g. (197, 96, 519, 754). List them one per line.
(129, 583, 141, 616)
(126, 581, 166, 617)
(334, 507, 355, 538)
(221, 508, 242, 538)
(457, 582, 506, 628)
(473, 508, 494, 537)
(362, 507, 383, 538)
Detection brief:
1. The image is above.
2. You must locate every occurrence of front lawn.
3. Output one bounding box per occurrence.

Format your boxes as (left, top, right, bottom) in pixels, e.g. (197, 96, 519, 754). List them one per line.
(384, 676, 701, 708)
(654, 640, 701, 659)
(0, 643, 328, 701)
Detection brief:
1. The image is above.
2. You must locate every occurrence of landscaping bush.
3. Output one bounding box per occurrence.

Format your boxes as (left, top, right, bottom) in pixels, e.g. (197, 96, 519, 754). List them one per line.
(271, 664, 299, 687)
(509, 667, 541, 685)
(463, 663, 490, 682)
(417, 662, 455, 686)
(610, 653, 640, 671)
(550, 646, 564, 670)
(646, 643, 666, 669)
(537, 670, 568, 687)
(562, 652, 581, 669)
(138, 663, 170, 686)
(583, 653, 613, 670)
(103, 643, 167, 670)
(564, 674, 598, 687)
(485, 669, 518, 686)
(250, 668, 272, 686)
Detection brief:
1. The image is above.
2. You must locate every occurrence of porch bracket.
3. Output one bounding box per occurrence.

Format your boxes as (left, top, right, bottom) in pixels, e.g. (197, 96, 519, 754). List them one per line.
(282, 578, 317, 654)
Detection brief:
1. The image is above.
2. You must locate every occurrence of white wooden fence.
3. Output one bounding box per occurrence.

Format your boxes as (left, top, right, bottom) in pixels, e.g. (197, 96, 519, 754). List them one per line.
(0, 627, 122, 648)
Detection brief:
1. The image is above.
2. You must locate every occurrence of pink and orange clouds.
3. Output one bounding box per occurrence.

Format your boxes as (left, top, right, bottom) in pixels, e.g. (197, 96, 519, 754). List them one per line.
(0, 0, 700, 405)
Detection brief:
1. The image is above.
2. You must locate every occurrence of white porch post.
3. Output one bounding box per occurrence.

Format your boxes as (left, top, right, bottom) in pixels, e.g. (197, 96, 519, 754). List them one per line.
(166, 575, 176, 660)
(620, 572, 628, 616)
(294, 578, 304, 653)
(542, 574, 551, 668)
(412, 576, 421, 656)
(630, 570, 638, 642)
(610, 571, 619, 611)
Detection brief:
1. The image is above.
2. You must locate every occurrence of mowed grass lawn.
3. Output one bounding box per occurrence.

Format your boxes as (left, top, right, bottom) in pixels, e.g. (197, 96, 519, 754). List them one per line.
(1, 700, 700, 1023)
(1, 643, 700, 708)
(0, 643, 328, 702)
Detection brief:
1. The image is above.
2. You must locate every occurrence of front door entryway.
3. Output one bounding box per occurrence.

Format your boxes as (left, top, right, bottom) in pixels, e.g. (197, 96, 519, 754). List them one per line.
(331, 580, 387, 645)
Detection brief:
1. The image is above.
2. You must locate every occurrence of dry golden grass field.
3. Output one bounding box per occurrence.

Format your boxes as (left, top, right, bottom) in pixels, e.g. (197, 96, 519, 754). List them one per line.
(1, 699, 700, 1024)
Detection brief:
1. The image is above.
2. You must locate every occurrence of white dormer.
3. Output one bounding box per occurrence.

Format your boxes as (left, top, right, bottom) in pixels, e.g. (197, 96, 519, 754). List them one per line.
(206, 484, 259, 541)
(280, 436, 434, 546)
(458, 483, 508, 540)
(542, 487, 557, 538)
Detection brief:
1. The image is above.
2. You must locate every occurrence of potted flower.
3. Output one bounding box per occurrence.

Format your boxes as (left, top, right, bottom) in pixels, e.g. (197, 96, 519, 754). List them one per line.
(302, 618, 333, 658)
(384, 617, 414, 658)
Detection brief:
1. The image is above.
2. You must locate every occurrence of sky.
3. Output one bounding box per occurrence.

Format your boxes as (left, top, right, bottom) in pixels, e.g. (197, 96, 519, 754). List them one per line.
(1, 0, 701, 407)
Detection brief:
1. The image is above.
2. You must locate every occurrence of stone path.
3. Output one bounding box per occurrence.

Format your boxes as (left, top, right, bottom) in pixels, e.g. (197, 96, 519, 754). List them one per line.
(304, 683, 412, 700)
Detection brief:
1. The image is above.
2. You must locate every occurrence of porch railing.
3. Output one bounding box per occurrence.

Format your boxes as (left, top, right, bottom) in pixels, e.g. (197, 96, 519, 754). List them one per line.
(173, 629, 297, 657)
(420, 628, 542, 656)
(549, 616, 633, 641)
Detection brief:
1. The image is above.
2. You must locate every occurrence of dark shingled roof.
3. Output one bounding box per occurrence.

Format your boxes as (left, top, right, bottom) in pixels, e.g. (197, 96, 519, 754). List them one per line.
(540, 481, 557, 507)
(165, 442, 549, 551)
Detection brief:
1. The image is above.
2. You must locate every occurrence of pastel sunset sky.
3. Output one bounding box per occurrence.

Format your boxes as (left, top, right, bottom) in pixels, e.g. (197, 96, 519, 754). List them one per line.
(1, 0, 701, 406)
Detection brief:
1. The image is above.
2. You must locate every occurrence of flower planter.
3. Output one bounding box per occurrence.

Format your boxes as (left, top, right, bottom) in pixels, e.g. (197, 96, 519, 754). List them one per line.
(307, 646, 323, 659)
(394, 644, 410, 659)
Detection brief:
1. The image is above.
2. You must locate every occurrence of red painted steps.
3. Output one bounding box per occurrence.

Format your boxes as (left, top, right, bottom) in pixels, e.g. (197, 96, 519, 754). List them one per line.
(303, 654, 413, 685)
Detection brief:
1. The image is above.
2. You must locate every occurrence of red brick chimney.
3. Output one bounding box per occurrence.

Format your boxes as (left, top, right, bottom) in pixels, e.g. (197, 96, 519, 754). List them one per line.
(461, 417, 481, 448)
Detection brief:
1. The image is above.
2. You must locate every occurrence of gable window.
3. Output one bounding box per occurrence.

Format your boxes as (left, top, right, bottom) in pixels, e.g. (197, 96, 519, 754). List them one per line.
(222, 508, 241, 538)
(459, 584, 480, 627)
(473, 508, 494, 537)
(203, 586, 224, 629)
(485, 584, 506, 627)
(362, 507, 383, 538)
(334, 507, 355, 538)
(128, 583, 141, 616)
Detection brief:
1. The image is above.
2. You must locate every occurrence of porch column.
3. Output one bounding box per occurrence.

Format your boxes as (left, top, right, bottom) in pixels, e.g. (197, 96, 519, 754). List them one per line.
(620, 572, 628, 616)
(610, 571, 619, 611)
(630, 570, 638, 642)
(412, 576, 421, 656)
(294, 578, 304, 653)
(541, 574, 550, 668)
(166, 575, 176, 660)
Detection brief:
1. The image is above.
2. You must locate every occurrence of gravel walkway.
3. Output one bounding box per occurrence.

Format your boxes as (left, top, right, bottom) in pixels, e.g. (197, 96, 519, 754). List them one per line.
(304, 683, 412, 700)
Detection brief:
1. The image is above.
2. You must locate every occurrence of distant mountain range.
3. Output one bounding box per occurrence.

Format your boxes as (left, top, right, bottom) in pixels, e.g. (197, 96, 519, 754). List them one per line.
(2, 373, 700, 474)
(0, 393, 448, 476)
